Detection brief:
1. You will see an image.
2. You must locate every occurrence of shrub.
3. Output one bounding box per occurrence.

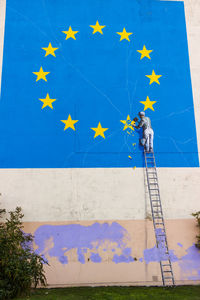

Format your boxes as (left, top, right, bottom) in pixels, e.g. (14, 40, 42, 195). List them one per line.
(192, 211, 200, 249)
(0, 207, 48, 299)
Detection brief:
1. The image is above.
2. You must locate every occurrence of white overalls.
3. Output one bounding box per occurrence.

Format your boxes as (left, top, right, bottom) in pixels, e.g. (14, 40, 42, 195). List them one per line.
(138, 117, 154, 152)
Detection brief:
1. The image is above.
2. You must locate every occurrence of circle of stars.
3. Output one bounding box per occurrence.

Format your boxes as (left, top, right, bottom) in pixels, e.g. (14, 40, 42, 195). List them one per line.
(32, 20, 163, 140)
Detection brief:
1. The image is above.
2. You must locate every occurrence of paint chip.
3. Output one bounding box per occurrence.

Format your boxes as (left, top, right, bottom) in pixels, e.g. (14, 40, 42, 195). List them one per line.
(133, 166, 136, 170)
(128, 156, 132, 159)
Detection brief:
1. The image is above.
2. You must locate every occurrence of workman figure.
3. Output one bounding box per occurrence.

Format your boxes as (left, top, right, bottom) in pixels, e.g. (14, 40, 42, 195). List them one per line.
(133, 112, 154, 152)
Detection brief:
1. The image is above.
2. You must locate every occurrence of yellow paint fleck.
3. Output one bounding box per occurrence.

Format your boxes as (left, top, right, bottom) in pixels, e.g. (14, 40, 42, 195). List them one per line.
(128, 156, 132, 159)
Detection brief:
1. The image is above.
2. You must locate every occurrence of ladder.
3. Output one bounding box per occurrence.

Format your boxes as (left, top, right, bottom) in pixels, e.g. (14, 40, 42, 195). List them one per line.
(144, 151, 175, 286)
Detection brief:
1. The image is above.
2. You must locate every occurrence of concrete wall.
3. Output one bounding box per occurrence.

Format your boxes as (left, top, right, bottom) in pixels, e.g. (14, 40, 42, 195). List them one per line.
(0, 0, 200, 286)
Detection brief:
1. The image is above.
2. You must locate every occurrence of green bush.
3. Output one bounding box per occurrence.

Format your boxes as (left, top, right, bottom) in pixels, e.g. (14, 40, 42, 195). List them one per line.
(192, 211, 200, 249)
(0, 207, 48, 299)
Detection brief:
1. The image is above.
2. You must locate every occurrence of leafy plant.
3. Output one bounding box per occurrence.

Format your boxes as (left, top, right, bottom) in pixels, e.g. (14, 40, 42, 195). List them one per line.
(0, 207, 48, 299)
(192, 211, 200, 249)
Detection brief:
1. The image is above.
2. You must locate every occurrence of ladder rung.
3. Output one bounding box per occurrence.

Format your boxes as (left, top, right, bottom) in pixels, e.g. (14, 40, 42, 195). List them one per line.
(164, 277, 173, 279)
(163, 270, 172, 273)
(149, 179, 158, 181)
(162, 264, 171, 267)
(155, 223, 164, 225)
(156, 234, 165, 237)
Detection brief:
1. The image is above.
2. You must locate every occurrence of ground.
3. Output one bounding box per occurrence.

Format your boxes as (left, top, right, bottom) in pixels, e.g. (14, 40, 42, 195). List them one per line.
(15, 286, 200, 300)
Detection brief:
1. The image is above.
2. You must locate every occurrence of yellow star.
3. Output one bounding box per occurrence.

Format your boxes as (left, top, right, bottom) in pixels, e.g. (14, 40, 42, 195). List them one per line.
(39, 93, 56, 109)
(137, 45, 153, 60)
(116, 28, 133, 42)
(90, 21, 106, 34)
(61, 115, 78, 131)
(62, 26, 79, 40)
(42, 43, 58, 57)
(146, 70, 162, 85)
(140, 96, 157, 111)
(120, 115, 135, 131)
(91, 122, 108, 138)
(33, 67, 50, 82)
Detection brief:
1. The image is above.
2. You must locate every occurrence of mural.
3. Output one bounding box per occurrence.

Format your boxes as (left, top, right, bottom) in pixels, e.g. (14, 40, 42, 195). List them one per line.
(0, 0, 199, 168)
(1, 0, 200, 286)
(34, 222, 200, 281)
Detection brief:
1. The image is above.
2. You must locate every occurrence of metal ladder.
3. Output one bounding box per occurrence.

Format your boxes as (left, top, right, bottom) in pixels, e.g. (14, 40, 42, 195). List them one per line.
(144, 151, 175, 286)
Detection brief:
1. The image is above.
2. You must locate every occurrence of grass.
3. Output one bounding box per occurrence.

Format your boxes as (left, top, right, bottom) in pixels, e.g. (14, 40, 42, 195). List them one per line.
(15, 286, 200, 300)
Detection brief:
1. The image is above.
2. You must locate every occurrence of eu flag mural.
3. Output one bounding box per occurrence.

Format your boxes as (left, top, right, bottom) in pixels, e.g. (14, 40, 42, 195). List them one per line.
(0, 0, 199, 168)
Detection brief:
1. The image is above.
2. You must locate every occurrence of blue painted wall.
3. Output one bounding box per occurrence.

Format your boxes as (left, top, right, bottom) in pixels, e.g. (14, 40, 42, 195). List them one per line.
(1, 0, 199, 167)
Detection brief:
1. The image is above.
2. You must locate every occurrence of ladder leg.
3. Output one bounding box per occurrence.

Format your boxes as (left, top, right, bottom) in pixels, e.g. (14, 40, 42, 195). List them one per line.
(144, 151, 175, 286)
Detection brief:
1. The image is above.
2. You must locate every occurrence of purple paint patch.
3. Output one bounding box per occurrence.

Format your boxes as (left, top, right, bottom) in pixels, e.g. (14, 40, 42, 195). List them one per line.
(21, 230, 34, 251)
(177, 243, 183, 247)
(59, 255, 68, 264)
(34, 222, 128, 264)
(143, 240, 200, 280)
(144, 245, 160, 264)
(139, 258, 143, 262)
(178, 244, 200, 280)
(113, 254, 134, 263)
(90, 253, 102, 263)
(143, 232, 178, 264)
(122, 247, 132, 256)
(77, 248, 85, 264)
(113, 247, 134, 263)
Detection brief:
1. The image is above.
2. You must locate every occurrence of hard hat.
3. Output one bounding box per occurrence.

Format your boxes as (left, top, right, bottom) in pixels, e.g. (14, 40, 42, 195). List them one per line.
(138, 111, 145, 116)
